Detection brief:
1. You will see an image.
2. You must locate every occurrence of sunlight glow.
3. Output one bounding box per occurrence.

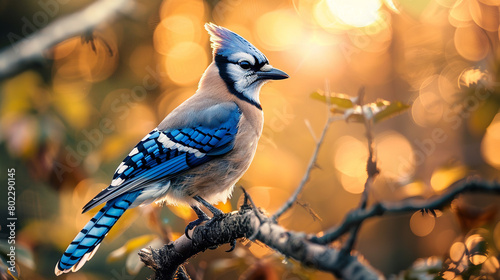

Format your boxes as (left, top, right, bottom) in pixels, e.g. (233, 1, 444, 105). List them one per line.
(164, 42, 208, 85)
(430, 165, 466, 192)
(398, 181, 426, 198)
(377, 131, 415, 181)
(410, 211, 435, 237)
(333, 136, 368, 194)
(256, 9, 304, 51)
(383, 0, 400, 13)
(481, 115, 500, 170)
(326, 0, 382, 28)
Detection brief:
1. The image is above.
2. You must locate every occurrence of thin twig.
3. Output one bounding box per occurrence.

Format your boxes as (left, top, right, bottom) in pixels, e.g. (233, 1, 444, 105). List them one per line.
(341, 87, 379, 254)
(0, 0, 135, 80)
(360, 121, 378, 207)
(355, 87, 379, 209)
(304, 119, 318, 142)
(296, 200, 323, 222)
(271, 83, 333, 221)
(311, 179, 500, 245)
(272, 116, 332, 221)
(341, 177, 374, 254)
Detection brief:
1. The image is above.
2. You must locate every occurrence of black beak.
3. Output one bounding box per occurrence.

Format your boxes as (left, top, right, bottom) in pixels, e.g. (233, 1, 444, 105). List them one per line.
(257, 67, 289, 80)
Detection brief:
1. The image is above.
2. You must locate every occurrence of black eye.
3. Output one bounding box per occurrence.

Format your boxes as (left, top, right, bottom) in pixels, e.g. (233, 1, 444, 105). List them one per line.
(238, 60, 251, 69)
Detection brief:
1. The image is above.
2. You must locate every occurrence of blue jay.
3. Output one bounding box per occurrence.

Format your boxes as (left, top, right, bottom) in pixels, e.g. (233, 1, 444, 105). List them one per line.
(55, 23, 288, 275)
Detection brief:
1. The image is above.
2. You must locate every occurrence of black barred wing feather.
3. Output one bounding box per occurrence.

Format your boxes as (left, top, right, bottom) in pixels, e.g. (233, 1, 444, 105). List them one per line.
(82, 104, 242, 213)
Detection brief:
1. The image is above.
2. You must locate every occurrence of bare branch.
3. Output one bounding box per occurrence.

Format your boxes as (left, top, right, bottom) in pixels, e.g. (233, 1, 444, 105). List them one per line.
(341, 176, 375, 254)
(0, 0, 135, 80)
(272, 85, 334, 221)
(271, 116, 332, 220)
(304, 119, 318, 142)
(342, 87, 380, 254)
(311, 179, 500, 245)
(139, 179, 500, 279)
(139, 205, 384, 280)
(356, 86, 379, 209)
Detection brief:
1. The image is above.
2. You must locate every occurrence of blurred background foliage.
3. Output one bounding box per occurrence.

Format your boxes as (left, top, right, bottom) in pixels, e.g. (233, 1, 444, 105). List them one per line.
(0, 0, 500, 279)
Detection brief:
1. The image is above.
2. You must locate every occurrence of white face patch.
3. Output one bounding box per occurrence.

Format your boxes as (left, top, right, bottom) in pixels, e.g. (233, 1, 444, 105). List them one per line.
(221, 51, 271, 106)
(226, 63, 266, 105)
(241, 80, 266, 104)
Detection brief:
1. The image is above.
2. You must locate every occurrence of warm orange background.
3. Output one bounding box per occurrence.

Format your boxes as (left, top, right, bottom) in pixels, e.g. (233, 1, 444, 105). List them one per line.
(1, 0, 500, 279)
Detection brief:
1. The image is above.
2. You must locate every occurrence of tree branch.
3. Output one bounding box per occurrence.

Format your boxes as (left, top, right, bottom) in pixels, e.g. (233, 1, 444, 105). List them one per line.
(341, 87, 379, 254)
(272, 102, 333, 221)
(139, 179, 500, 280)
(139, 203, 384, 280)
(0, 0, 135, 80)
(311, 179, 500, 245)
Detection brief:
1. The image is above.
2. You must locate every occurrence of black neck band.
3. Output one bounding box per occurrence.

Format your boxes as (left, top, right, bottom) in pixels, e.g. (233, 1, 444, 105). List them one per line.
(214, 54, 262, 111)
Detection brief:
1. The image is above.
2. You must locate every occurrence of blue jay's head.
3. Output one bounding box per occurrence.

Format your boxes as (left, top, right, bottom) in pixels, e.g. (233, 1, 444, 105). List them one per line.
(205, 23, 288, 109)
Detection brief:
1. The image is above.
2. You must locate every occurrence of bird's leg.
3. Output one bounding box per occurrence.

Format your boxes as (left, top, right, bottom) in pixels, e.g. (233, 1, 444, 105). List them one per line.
(226, 239, 236, 252)
(185, 205, 210, 239)
(193, 195, 223, 217)
(192, 196, 237, 252)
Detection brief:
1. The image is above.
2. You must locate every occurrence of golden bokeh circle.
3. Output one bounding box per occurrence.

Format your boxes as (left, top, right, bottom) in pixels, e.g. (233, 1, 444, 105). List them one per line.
(165, 42, 209, 86)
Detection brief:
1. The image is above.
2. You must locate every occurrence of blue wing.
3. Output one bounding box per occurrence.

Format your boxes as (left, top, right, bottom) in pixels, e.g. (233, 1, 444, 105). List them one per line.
(82, 102, 241, 212)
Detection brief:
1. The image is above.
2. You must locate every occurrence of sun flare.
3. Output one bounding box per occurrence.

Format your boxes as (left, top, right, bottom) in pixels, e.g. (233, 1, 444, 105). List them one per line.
(326, 0, 382, 28)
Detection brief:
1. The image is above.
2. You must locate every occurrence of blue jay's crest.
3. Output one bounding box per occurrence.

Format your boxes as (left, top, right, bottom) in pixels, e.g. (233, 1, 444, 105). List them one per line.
(205, 23, 290, 110)
(205, 23, 268, 65)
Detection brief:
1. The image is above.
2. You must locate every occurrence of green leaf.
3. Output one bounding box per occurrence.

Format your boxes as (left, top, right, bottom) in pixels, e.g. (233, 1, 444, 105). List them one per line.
(342, 100, 409, 123)
(310, 91, 355, 109)
(373, 100, 410, 123)
(311, 91, 410, 124)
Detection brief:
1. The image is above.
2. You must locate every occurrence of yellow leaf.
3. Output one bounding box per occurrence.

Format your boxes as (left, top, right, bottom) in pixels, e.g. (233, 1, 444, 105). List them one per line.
(310, 91, 355, 109)
(125, 238, 163, 275)
(430, 165, 467, 192)
(100, 134, 134, 163)
(167, 204, 196, 221)
(397, 181, 427, 198)
(373, 100, 410, 123)
(1, 71, 44, 120)
(107, 234, 157, 262)
(215, 200, 232, 214)
(52, 85, 92, 129)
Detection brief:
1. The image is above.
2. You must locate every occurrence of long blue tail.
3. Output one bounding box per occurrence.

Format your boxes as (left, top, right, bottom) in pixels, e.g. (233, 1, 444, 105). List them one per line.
(55, 191, 141, 275)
